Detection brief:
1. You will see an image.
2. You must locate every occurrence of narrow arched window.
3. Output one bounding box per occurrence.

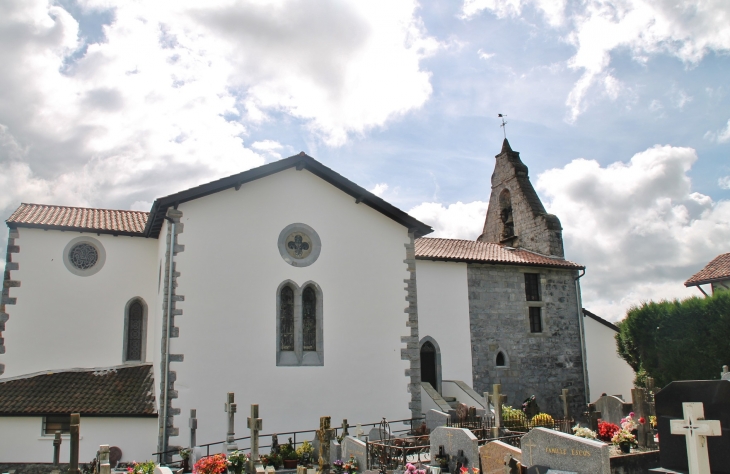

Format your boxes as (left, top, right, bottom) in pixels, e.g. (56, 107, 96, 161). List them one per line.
(280, 286, 295, 351)
(124, 298, 147, 363)
(499, 189, 514, 239)
(496, 351, 506, 367)
(302, 286, 317, 351)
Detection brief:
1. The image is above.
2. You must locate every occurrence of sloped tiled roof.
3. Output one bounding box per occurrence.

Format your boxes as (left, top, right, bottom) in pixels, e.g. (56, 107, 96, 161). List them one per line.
(685, 253, 730, 287)
(415, 237, 584, 269)
(6, 203, 148, 235)
(0, 364, 156, 416)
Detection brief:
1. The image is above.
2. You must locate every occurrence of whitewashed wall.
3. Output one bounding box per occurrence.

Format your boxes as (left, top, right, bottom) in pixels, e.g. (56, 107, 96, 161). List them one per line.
(1, 228, 158, 378)
(415, 261, 473, 386)
(584, 316, 635, 400)
(167, 168, 413, 447)
(0, 417, 157, 463)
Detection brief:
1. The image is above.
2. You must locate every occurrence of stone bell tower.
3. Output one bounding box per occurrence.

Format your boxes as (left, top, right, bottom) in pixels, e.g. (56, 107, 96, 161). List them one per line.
(478, 139, 564, 257)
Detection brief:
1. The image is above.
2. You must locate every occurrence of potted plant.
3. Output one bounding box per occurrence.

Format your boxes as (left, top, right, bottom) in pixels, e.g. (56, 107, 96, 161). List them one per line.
(280, 442, 298, 469)
(193, 454, 228, 474)
(180, 448, 192, 473)
(611, 429, 637, 454)
(597, 421, 620, 443)
(296, 441, 314, 467)
(268, 453, 283, 470)
(227, 451, 249, 474)
(127, 461, 156, 474)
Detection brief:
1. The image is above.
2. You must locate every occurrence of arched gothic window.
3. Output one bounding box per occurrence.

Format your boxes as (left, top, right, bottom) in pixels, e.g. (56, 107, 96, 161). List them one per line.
(277, 282, 323, 366)
(280, 286, 295, 351)
(123, 298, 147, 363)
(302, 287, 317, 351)
(496, 351, 505, 367)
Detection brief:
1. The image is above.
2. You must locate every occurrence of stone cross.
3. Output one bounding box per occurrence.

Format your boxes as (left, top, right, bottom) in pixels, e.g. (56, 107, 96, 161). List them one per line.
(52, 431, 62, 466)
(722, 365, 730, 380)
(190, 409, 198, 448)
(559, 389, 571, 433)
(225, 393, 238, 453)
(485, 384, 503, 438)
(99, 445, 111, 474)
(670, 402, 721, 474)
(247, 404, 263, 473)
(355, 423, 364, 440)
(69, 413, 81, 474)
(316, 416, 335, 474)
(631, 387, 655, 449)
(342, 419, 349, 437)
(584, 404, 601, 432)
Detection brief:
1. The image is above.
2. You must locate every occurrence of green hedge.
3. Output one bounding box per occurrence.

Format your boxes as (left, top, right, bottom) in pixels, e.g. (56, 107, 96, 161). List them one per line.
(615, 291, 730, 387)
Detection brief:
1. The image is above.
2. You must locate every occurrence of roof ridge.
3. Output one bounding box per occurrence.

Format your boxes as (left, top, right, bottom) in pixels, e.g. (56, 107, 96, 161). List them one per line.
(18, 203, 150, 214)
(0, 362, 152, 383)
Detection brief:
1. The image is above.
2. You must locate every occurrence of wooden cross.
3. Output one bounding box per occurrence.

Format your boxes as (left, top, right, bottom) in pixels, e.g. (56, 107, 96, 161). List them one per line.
(521, 438, 537, 466)
(225, 393, 238, 452)
(247, 404, 263, 473)
(316, 416, 335, 474)
(670, 402, 721, 474)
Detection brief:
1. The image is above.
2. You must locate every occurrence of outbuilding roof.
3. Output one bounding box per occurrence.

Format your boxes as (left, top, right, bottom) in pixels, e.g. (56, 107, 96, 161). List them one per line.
(0, 364, 156, 417)
(582, 308, 619, 332)
(684, 253, 730, 287)
(415, 237, 584, 269)
(6, 203, 148, 236)
(6, 153, 433, 239)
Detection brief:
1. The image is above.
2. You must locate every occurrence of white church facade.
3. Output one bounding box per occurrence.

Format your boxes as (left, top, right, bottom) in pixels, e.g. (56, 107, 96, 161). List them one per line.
(0, 141, 635, 464)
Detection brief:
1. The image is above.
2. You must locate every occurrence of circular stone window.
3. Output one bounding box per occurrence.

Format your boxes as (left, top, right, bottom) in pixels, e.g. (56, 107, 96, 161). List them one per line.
(63, 236, 106, 277)
(277, 223, 321, 267)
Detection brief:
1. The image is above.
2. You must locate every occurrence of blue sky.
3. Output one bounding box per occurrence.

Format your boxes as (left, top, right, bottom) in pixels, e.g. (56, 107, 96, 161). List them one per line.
(1, 0, 729, 320)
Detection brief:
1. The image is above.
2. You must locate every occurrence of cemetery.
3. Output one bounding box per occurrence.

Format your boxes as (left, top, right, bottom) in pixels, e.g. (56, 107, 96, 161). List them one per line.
(5, 371, 729, 474)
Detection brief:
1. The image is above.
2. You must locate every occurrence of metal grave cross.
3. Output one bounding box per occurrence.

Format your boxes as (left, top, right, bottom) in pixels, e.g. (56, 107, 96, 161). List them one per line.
(247, 404, 263, 472)
(670, 402, 721, 474)
(225, 393, 238, 452)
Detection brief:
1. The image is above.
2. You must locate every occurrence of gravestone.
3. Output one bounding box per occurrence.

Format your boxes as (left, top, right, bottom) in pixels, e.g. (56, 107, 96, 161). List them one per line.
(330, 440, 341, 464)
(520, 427, 610, 474)
(341, 436, 367, 472)
(52, 432, 62, 466)
(109, 447, 122, 468)
(69, 413, 81, 474)
(479, 440, 521, 474)
(593, 395, 632, 426)
(247, 404, 263, 474)
(99, 445, 111, 474)
(154, 466, 174, 474)
(426, 409, 450, 432)
(651, 380, 730, 474)
(455, 403, 469, 422)
(367, 426, 391, 441)
(429, 427, 478, 473)
(722, 365, 730, 381)
(631, 387, 656, 449)
(583, 404, 601, 432)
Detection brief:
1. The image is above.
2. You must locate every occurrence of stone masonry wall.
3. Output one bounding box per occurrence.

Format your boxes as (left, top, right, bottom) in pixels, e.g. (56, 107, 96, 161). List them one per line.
(478, 140, 564, 258)
(468, 263, 586, 418)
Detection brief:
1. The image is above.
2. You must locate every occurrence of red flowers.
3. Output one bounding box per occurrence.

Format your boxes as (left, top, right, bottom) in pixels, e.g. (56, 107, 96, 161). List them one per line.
(639, 417, 646, 424)
(194, 454, 228, 474)
(597, 421, 620, 442)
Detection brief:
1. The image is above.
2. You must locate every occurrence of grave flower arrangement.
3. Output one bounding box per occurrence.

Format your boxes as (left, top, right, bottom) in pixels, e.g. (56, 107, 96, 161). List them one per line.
(127, 460, 156, 474)
(332, 459, 344, 474)
(611, 428, 637, 453)
(530, 413, 555, 429)
(459, 466, 479, 474)
(620, 413, 639, 432)
(572, 425, 598, 440)
(342, 455, 359, 473)
(597, 421, 620, 442)
(406, 462, 427, 474)
(502, 404, 527, 431)
(194, 454, 228, 474)
(227, 451, 249, 474)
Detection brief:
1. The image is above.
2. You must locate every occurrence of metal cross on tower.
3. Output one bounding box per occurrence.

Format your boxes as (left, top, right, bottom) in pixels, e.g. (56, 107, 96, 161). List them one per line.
(498, 114, 508, 139)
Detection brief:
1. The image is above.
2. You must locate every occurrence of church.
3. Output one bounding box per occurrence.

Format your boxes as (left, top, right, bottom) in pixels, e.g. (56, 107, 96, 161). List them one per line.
(0, 140, 633, 464)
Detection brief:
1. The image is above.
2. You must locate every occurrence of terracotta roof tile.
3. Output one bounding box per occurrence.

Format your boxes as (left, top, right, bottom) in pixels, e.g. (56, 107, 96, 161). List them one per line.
(415, 237, 584, 269)
(684, 253, 730, 287)
(0, 364, 156, 416)
(6, 203, 148, 234)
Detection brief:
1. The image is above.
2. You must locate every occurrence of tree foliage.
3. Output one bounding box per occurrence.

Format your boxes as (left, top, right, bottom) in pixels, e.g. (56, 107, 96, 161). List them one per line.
(615, 291, 730, 388)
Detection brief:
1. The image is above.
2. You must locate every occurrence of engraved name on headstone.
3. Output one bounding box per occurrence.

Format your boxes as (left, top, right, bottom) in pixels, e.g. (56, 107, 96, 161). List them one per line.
(520, 427, 610, 474)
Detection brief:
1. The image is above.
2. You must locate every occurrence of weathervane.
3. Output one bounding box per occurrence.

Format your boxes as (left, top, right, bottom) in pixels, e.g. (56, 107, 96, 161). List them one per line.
(498, 114, 507, 139)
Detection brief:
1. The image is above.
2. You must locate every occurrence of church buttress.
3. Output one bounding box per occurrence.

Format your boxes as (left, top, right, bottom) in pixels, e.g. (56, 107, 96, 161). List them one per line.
(478, 139, 564, 258)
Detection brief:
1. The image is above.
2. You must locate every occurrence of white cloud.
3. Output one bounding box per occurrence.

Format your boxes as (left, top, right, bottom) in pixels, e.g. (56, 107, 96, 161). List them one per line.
(462, 0, 730, 121)
(719, 176, 730, 190)
(252, 140, 286, 160)
(477, 49, 495, 60)
(370, 183, 389, 197)
(536, 144, 730, 321)
(707, 119, 730, 143)
(408, 201, 488, 239)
